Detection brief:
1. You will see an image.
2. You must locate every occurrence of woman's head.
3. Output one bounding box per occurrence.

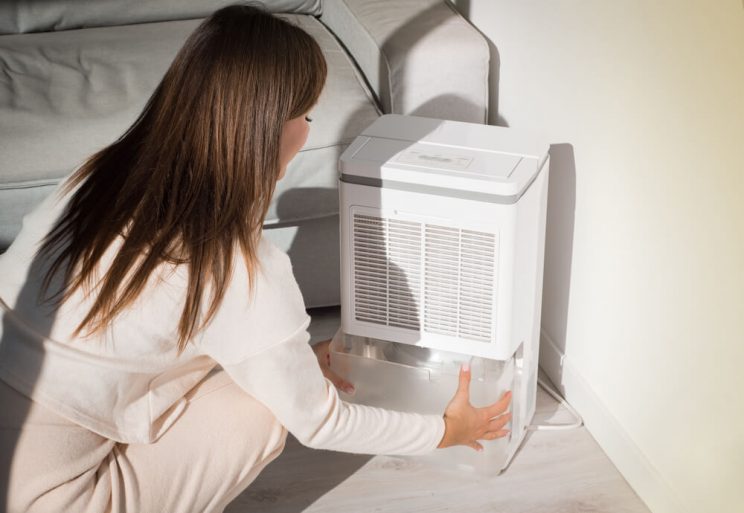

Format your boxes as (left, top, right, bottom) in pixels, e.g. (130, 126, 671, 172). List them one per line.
(153, 3, 324, 183)
(146, 2, 325, 195)
(38, 4, 327, 352)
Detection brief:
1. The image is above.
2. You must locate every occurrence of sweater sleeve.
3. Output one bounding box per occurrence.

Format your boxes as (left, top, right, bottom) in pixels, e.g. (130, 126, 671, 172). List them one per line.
(218, 318, 447, 456)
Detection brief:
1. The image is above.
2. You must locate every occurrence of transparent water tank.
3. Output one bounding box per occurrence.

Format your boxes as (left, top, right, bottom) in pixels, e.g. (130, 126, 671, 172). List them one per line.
(330, 331, 531, 476)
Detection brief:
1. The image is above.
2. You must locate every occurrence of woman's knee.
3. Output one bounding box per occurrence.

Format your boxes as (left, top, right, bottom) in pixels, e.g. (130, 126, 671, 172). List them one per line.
(212, 383, 288, 461)
(181, 373, 289, 464)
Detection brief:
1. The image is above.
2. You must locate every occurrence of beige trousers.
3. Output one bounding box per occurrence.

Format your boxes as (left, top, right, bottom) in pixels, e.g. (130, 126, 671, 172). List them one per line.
(0, 370, 288, 513)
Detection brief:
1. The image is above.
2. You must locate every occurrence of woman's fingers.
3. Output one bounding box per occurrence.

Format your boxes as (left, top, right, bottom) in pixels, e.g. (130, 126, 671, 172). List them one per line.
(313, 341, 355, 394)
(467, 441, 484, 452)
(440, 365, 512, 451)
(454, 363, 471, 402)
(485, 390, 512, 418)
(482, 429, 511, 441)
(326, 369, 355, 394)
(315, 339, 331, 355)
(311, 340, 331, 363)
(487, 411, 512, 431)
(330, 373, 354, 393)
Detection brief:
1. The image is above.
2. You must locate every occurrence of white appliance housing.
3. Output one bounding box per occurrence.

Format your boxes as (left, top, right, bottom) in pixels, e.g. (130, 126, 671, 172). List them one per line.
(335, 114, 550, 473)
(340, 114, 549, 360)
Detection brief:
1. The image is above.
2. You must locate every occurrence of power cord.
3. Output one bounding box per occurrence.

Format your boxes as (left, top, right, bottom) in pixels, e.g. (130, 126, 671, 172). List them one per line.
(526, 375, 584, 430)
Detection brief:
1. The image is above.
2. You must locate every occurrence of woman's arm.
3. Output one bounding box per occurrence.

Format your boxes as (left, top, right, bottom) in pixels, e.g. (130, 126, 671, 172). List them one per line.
(217, 318, 446, 456)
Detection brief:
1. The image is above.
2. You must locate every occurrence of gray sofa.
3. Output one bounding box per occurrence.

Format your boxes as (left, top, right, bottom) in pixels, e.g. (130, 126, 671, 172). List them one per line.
(0, 0, 489, 308)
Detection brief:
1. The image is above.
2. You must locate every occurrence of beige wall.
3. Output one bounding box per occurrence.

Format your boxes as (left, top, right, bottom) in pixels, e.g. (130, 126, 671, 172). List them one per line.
(450, 1, 744, 511)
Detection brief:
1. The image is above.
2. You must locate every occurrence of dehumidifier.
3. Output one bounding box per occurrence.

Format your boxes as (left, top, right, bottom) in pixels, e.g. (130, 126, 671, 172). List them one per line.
(329, 114, 550, 475)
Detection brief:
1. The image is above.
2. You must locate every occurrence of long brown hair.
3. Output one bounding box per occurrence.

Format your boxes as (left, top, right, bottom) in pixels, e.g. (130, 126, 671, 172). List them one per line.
(36, 4, 327, 353)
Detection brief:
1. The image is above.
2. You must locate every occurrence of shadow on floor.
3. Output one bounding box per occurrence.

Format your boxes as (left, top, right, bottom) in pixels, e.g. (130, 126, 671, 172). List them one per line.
(226, 435, 373, 513)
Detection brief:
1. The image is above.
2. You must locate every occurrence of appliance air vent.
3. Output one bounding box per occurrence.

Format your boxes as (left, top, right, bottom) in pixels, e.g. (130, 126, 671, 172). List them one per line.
(352, 212, 497, 342)
(353, 214, 422, 330)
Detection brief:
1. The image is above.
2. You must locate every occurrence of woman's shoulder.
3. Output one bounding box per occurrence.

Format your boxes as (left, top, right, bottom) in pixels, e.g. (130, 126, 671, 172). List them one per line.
(258, 235, 288, 261)
(255, 234, 296, 276)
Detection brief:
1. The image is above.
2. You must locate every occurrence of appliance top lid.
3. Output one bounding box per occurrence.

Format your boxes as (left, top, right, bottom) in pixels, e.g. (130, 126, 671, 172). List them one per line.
(339, 114, 551, 199)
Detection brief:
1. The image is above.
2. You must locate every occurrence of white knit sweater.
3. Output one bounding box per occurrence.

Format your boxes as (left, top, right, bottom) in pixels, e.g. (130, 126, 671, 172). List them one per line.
(0, 181, 445, 455)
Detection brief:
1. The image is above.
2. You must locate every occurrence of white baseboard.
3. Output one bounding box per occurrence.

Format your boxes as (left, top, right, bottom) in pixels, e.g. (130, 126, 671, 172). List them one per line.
(539, 330, 687, 513)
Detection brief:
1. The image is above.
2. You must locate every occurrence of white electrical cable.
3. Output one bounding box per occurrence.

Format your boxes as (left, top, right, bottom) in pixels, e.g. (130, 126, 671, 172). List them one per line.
(526, 376, 584, 431)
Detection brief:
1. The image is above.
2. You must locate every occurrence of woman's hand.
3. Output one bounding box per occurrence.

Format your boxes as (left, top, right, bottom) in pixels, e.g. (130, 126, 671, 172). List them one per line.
(311, 339, 355, 395)
(438, 363, 512, 452)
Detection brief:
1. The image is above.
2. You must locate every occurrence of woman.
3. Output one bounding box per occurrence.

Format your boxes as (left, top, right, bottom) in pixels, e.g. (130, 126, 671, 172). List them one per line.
(0, 5, 512, 512)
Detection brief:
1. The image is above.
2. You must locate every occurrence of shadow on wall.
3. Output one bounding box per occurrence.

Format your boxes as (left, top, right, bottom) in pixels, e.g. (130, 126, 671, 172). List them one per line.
(539, 143, 577, 392)
(485, 37, 506, 127)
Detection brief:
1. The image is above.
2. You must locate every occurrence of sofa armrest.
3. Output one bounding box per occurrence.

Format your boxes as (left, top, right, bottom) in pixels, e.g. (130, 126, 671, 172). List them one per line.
(319, 0, 489, 123)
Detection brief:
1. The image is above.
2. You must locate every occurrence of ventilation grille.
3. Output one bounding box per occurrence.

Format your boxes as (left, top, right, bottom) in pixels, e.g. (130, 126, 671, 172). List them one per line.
(353, 214, 422, 330)
(423, 226, 495, 341)
(352, 212, 496, 342)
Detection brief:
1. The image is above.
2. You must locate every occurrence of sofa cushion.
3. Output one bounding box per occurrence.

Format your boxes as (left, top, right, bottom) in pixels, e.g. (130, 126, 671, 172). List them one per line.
(0, 0, 322, 35)
(0, 14, 380, 249)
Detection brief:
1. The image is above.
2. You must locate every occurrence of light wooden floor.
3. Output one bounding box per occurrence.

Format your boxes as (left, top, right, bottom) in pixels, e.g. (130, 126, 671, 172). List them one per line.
(226, 307, 650, 513)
